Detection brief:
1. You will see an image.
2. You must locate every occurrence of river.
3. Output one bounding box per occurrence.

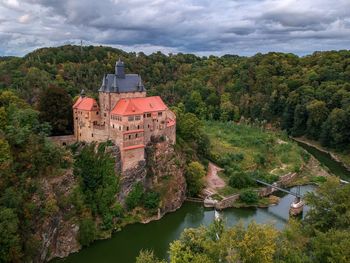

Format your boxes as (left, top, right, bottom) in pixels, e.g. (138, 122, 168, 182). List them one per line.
(54, 185, 313, 263)
(54, 141, 349, 263)
(296, 141, 350, 180)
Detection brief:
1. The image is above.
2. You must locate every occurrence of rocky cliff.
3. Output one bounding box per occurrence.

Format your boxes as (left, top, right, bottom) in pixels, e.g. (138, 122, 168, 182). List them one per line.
(33, 170, 81, 262)
(34, 140, 185, 262)
(145, 139, 186, 217)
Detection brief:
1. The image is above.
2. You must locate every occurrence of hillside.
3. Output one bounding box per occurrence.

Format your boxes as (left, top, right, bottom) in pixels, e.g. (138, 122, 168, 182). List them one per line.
(1, 45, 349, 155)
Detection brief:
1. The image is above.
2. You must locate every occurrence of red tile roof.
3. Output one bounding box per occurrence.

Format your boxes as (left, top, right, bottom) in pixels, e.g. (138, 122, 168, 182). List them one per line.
(166, 118, 176, 127)
(73, 97, 99, 111)
(111, 96, 167, 116)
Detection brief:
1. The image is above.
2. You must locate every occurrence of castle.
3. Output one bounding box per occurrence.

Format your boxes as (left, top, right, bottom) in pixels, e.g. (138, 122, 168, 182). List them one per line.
(73, 60, 176, 171)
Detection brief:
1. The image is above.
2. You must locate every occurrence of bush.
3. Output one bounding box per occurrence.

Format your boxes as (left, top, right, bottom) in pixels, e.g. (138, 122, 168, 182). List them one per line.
(240, 190, 259, 204)
(228, 170, 255, 189)
(143, 191, 160, 209)
(78, 218, 96, 247)
(125, 183, 144, 210)
(185, 161, 206, 196)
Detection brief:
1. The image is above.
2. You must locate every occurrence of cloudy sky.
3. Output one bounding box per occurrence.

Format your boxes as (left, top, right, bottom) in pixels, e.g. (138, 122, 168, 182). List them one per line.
(0, 0, 349, 56)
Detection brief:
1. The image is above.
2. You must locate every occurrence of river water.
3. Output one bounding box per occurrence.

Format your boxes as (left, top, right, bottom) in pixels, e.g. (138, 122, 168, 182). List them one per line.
(54, 185, 314, 263)
(296, 141, 350, 180)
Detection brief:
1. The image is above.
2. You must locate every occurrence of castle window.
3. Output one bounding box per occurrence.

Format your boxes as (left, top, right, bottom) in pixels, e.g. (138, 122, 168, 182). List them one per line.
(119, 126, 121, 130)
(137, 125, 140, 129)
(96, 111, 99, 115)
(128, 116, 134, 121)
(147, 113, 151, 118)
(104, 113, 107, 117)
(143, 114, 146, 118)
(135, 133, 138, 138)
(126, 126, 129, 131)
(135, 115, 141, 121)
(129, 135, 131, 139)
(113, 124, 115, 128)
(92, 133, 94, 137)
(158, 112, 162, 117)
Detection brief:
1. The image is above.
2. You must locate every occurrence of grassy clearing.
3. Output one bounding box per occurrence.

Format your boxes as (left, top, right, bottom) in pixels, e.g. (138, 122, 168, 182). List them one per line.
(203, 121, 306, 195)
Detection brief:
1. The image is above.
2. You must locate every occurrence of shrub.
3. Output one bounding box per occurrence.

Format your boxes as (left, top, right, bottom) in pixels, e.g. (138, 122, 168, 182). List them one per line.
(185, 161, 206, 196)
(240, 190, 259, 204)
(78, 218, 96, 247)
(228, 170, 255, 189)
(143, 191, 160, 209)
(254, 153, 267, 167)
(125, 183, 144, 210)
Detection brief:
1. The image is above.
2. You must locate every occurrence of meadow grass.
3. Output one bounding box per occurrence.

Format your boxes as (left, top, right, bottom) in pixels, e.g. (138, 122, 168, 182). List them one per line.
(203, 121, 305, 180)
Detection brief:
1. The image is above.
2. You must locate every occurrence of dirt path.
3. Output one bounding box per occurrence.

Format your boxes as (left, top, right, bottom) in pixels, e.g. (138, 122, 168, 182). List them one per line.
(205, 162, 226, 194)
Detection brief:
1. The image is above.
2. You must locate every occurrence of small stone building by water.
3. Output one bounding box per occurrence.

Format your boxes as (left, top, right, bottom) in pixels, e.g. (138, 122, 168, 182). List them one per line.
(73, 60, 176, 171)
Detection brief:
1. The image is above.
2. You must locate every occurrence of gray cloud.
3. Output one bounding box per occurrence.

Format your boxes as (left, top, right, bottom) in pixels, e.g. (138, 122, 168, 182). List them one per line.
(0, 0, 349, 56)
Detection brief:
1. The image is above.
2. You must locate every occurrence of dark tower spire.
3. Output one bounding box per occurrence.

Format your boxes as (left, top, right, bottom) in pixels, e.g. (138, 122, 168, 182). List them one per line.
(115, 59, 125, 78)
(80, 88, 86, 97)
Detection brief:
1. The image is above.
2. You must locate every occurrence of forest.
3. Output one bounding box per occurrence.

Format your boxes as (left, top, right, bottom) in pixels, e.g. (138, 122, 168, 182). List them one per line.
(1, 45, 349, 152)
(1, 45, 350, 262)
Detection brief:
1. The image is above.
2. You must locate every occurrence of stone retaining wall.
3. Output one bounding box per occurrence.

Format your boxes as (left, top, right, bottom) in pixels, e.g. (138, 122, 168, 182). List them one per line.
(49, 135, 76, 146)
(215, 194, 240, 210)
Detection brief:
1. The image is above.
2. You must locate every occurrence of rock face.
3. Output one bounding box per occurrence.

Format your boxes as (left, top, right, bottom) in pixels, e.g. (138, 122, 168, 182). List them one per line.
(35, 140, 185, 262)
(118, 160, 147, 202)
(34, 170, 81, 262)
(145, 139, 186, 217)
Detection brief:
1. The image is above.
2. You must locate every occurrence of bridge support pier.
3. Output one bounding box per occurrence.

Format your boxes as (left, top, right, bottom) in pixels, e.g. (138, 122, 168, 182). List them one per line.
(289, 197, 304, 216)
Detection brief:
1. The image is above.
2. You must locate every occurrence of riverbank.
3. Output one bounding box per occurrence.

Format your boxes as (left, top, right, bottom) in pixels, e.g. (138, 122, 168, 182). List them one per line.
(293, 137, 350, 172)
(54, 184, 314, 263)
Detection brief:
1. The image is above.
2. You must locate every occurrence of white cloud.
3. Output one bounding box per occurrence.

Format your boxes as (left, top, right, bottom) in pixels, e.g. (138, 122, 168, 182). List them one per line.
(18, 14, 31, 23)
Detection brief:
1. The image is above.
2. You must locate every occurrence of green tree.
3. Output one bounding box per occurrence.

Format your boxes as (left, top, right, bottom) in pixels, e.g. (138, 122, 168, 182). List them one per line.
(125, 182, 144, 210)
(143, 191, 160, 209)
(78, 217, 96, 247)
(0, 207, 21, 262)
(185, 161, 206, 196)
(320, 108, 350, 150)
(220, 92, 239, 121)
(306, 100, 329, 140)
(310, 229, 350, 263)
(304, 177, 350, 232)
(37, 85, 73, 135)
(136, 250, 166, 263)
(239, 189, 259, 204)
